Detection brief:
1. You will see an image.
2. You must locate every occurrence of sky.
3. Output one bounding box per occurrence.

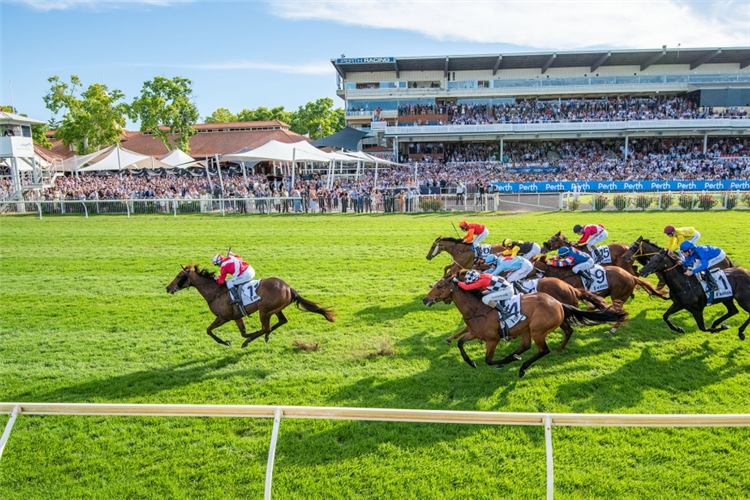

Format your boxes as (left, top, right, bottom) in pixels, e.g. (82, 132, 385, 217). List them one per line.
(2, 0, 749, 128)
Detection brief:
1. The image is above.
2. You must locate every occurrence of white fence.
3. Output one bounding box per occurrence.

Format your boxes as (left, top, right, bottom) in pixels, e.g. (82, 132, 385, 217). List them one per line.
(1, 403, 749, 500)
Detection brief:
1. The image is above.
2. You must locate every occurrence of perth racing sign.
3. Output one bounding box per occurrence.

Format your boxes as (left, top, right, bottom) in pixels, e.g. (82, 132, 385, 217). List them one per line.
(337, 57, 395, 64)
(491, 180, 750, 193)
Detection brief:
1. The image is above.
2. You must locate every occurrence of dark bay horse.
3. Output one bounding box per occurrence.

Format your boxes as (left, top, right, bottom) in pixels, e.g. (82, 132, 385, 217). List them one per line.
(428, 269, 609, 351)
(623, 236, 734, 291)
(426, 236, 507, 270)
(639, 249, 750, 339)
(166, 264, 335, 347)
(542, 232, 637, 276)
(533, 255, 668, 332)
(422, 275, 627, 377)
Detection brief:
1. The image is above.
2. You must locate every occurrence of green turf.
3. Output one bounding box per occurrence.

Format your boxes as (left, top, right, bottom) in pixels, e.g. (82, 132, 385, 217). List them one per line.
(1, 211, 750, 499)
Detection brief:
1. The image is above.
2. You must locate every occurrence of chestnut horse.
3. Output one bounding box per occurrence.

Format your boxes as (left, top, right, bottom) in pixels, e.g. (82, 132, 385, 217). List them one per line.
(422, 275, 627, 377)
(166, 264, 335, 347)
(622, 236, 734, 291)
(542, 232, 637, 276)
(533, 255, 668, 332)
(426, 236, 507, 271)
(430, 265, 609, 352)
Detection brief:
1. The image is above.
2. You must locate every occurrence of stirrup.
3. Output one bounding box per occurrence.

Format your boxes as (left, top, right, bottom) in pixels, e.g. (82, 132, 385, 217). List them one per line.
(513, 282, 529, 294)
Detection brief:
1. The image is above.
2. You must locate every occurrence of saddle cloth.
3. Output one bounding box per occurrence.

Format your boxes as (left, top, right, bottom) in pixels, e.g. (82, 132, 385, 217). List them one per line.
(476, 244, 493, 259)
(700, 270, 733, 299)
(499, 294, 526, 330)
(595, 245, 613, 264)
(520, 278, 540, 294)
(585, 264, 609, 293)
(240, 279, 262, 306)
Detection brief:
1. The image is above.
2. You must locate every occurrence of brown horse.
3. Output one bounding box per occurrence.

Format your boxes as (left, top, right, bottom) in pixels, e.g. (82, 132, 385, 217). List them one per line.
(542, 232, 637, 276)
(532, 255, 668, 332)
(166, 264, 335, 347)
(426, 236, 507, 270)
(422, 275, 627, 377)
(430, 267, 609, 352)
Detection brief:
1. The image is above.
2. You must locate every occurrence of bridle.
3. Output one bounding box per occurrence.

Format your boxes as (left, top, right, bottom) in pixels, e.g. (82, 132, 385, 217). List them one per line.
(629, 239, 659, 261)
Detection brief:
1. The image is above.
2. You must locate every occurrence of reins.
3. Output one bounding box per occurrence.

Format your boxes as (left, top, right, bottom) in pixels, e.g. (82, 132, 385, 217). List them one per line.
(448, 280, 492, 321)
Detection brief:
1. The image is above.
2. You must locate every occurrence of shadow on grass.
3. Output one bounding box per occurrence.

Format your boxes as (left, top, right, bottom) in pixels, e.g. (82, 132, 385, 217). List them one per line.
(355, 295, 427, 322)
(8, 353, 263, 402)
(554, 342, 745, 412)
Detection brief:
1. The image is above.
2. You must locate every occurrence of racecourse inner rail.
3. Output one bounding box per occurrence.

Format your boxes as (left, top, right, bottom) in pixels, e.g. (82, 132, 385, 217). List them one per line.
(0, 403, 748, 500)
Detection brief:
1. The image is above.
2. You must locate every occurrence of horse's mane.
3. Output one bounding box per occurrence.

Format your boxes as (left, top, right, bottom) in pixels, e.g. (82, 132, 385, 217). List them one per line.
(440, 237, 466, 244)
(184, 263, 216, 278)
(641, 238, 663, 249)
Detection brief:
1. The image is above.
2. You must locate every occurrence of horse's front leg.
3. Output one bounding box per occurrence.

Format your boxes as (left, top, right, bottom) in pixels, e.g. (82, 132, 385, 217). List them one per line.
(663, 302, 686, 333)
(207, 317, 232, 346)
(457, 334, 477, 368)
(446, 325, 469, 343)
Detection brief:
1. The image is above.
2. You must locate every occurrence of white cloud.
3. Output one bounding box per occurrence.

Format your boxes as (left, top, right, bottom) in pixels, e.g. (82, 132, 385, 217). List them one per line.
(11, 0, 190, 12)
(129, 61, 334, 75)
(271, 0, 749, 50)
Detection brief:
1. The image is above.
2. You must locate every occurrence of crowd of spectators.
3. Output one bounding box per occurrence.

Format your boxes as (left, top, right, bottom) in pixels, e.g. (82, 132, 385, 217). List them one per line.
(394, 96, 748, 126)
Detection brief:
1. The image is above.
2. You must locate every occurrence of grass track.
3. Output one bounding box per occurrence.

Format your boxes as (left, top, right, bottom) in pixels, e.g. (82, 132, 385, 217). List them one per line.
(1, 211, 750, 499)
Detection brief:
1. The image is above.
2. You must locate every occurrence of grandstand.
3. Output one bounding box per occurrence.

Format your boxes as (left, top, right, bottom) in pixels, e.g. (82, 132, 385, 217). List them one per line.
(332, 47, 750, 164)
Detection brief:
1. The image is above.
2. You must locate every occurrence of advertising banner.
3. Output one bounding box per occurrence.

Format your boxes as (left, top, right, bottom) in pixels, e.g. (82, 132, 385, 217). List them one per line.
(491, 180, 750, 193)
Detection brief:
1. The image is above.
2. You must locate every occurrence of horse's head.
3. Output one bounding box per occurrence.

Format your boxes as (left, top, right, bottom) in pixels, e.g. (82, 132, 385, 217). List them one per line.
(423, 273, 456, 307)
(426, 236, 444, 261)
(639, 249, 678, 277)
(166, 265, 195, 294)
(622, 236, 644, 263)
(542, 232, 567, 253)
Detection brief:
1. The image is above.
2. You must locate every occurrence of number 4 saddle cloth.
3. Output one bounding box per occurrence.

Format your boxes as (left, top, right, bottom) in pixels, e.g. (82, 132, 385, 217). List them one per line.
(499, 294, 526, 330)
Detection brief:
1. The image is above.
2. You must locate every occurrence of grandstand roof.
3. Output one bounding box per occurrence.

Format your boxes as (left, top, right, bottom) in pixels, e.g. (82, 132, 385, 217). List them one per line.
(332, 47, 750, 77)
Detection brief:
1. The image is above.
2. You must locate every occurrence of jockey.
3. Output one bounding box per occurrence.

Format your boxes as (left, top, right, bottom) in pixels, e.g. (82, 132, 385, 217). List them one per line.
(548, 246, 595, 288)
(679, 241, 726, 292)
(484, 254, 534, 293)
(459, 221, 489, 257)
(501, 238, 542, 260)
(573, 223, 608, 263)
(664, 226, 700, 254)
(457, 270, 514, 340)
(213, 252, 256, 306)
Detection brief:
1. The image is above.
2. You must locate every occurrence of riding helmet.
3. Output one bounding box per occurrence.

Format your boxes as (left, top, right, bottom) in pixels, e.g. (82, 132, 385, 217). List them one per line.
(464, 270, 480, 284)
(459, 221, 468, 229)
(664, 225, 676, 235)
(679, 241, 695, 252)
(573, 224, 583, 233)
(557, 247, 571, 256)
(212, 254, 223, 266)
(502, 238, 513, 247)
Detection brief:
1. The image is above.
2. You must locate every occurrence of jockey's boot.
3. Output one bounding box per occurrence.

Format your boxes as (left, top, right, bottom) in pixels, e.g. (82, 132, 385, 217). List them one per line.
(579, 270, 594, 288)
(703, 270, 719, 292)
(593, 247, 603, 263)
(488, 300, 511, 341)
(512, 281, 529, 294)
(230, 286, 243, 305)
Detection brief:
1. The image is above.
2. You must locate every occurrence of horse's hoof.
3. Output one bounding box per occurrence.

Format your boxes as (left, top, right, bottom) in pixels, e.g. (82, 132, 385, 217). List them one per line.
(512, 354, 522, 361)
(609, 328, 617, 334)
(720, 324, 729, 331)
(739, 332, 746, 341)
(241, 340, 250, 348)
(496, 364, 504, 370)
(675, 327, 685, 334)
(444, 338, 452, 344)
(554, 347, 564, 353)
(264, 335, 270, 343)
(470, 361, 477, 369)
(519, 370, 526, 378)
(225, 340, 232, 347)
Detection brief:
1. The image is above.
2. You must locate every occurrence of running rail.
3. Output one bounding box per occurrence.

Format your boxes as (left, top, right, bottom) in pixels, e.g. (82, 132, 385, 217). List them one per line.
(2, 403, 750, 500)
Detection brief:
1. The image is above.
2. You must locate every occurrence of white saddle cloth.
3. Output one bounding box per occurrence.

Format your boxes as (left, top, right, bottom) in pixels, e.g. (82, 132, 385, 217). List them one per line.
(499, 294, 526, 330)
(700, 270, 733, 299)
(240, 280, 262, 306)
(585, 265, 609, 293)
(595, 246, 612, 264)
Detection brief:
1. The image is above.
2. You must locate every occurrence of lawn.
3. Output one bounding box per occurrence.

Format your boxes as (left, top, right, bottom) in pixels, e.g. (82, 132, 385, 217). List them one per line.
(1, 210, 750, 499)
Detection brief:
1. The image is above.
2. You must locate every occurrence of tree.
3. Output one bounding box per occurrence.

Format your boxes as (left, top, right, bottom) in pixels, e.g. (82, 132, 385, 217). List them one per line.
(236, 106, 294, 124)
(42, 76, 127, 154)
(289, 98, 345, 140)
(204, 108, 237, 124)
(129, 76, 199, 153)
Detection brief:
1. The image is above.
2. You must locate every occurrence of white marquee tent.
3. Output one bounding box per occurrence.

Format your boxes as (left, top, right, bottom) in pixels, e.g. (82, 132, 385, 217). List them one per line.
(160, 148, 202, 168)
(78, 144, 149, 172)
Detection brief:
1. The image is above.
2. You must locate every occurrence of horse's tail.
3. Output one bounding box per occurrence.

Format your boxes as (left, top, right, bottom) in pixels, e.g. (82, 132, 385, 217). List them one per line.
(634, 276, 669, 299)
(291, 289, 336, 323)
(575, 288, 609, 310)
(562, 304, 628, 327)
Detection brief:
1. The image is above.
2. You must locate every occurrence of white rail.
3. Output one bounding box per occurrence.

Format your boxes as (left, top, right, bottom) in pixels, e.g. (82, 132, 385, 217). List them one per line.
(2, 403, 749, 500)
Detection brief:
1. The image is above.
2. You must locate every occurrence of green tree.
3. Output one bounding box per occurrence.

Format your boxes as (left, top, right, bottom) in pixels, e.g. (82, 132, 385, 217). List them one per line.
(42, 76, 126, 154)
(236, 106, 294, 124)
(129, 76, 199, 153)
(204, 108, 237, 124)
(290, 98, 345, 140)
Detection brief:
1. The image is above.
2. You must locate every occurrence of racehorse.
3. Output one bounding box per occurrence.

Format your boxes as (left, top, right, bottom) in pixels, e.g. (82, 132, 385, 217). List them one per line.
(422, 274, 627, 377)
(541, 232, 637, 276)
(623, 236, 734, 291)
(166, 264, 335, 347)
(639, 249, 750, 339)
(429, 265, 609, 351)
(426, 236, 507, 271)
(532, 255, 668, 332)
